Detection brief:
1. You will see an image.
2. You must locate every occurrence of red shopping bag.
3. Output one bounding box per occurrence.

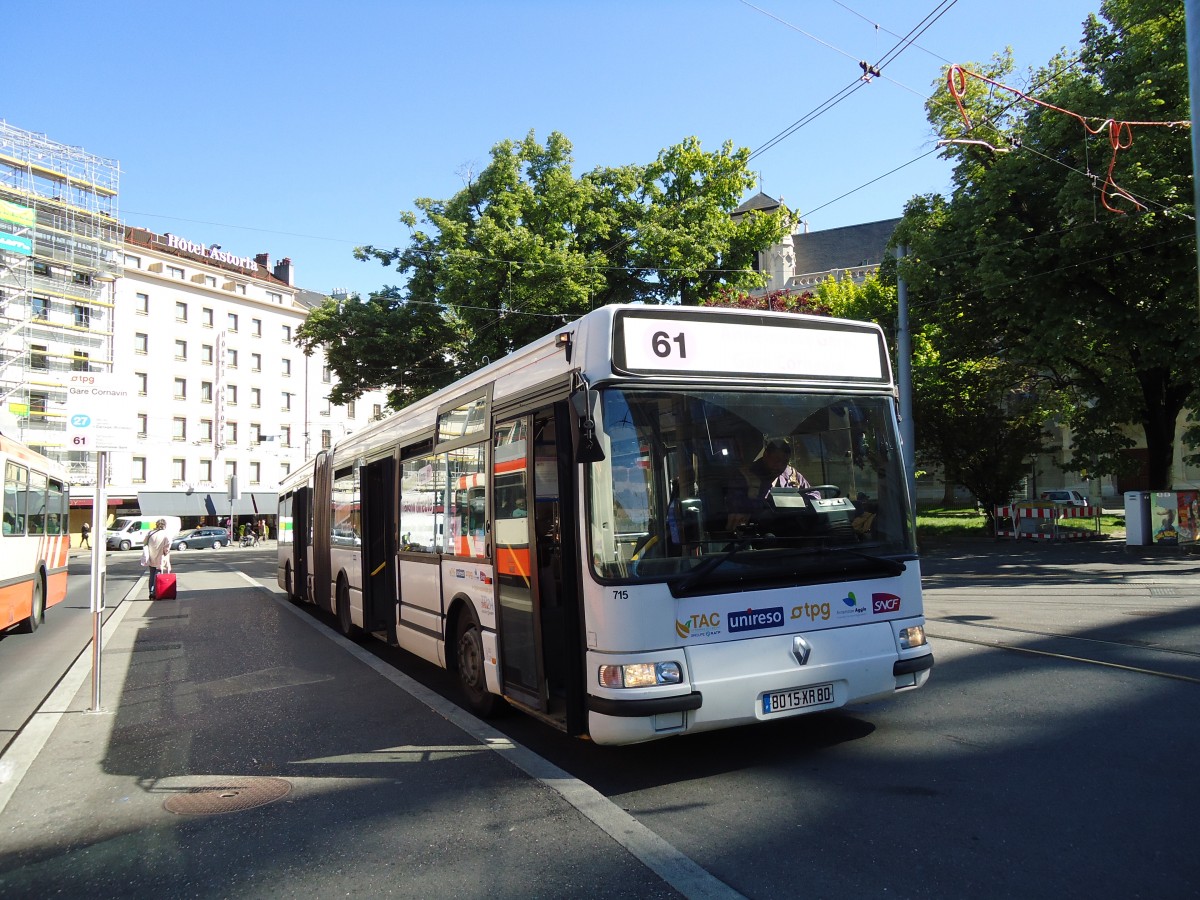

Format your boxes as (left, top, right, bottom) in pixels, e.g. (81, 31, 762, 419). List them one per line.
(155, 572, 177, 600)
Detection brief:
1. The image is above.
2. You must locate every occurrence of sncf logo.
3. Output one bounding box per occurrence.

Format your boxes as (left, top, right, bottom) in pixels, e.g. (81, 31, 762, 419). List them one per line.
(872, 593, 902, 614)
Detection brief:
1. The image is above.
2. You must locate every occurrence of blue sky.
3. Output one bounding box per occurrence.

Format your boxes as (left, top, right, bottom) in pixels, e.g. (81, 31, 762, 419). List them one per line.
(6, 0, 1101, 297)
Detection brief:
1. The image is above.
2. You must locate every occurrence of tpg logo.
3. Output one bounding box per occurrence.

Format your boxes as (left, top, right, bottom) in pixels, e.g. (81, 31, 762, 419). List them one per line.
(872, 593, 902, 614)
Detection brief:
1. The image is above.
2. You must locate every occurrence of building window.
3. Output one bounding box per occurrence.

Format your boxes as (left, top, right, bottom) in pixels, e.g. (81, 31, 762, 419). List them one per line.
(225, 422, 238, 445)
(225, 461, 238, 481)
(32, 297, 49, 320)
(34, 261, 51, 277)
(200, 459, 213, 482)
(236, 284, 246, 295)
(228, 312, 239, 331)
(202, 343, 213, 364)
(282, 358, 291, 377)
(202, 307, 214, 327)
(74, 272, 93, 287)
(267, 291, 282, 304)
(72, 350, 90, 372)
(74, 305, 91, 328)
(174, 377, 186, 399)
(320, 399, 331, 417)
(201, 381, 213, 402)
(137, 373, 148, 395)
(252, 318, 262, 337)
(282, 391, 292, 411)
(175, 301, 188, 321)
(250, 387, 261, 408)
(322, 365, 332, 384)
(227, 348, 238, 368)
(373, 403, 382, 420)
(251, 352, 262, 372)
(281, 425, 291, 447)
(282, 324, 292, 342)
(173, 417, 187, 441)
(251, 423, 262, 444)
(227, 384, 238, 405)
(167, 265, 185, 280)
(132, 457, 147, 483)
(250, 461, 261, 485)
(137, 414, 148, 438)
(172, 458, 186, 483)
(135, 333, 148, 354)
(280, 462, 291, 477)
(200, 419, 213, 442)
(205, 275, 216, 288)
(175, 339, 187, 360)
(124, 254, 141, 269)
(321, 429, 332, 450)
(136, 293, 149, 314)
(30, 344, 48, 371)
(347, 400, 356, 419)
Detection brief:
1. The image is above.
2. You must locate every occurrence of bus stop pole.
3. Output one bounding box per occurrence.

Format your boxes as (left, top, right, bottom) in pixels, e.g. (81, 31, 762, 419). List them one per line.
(89, 450, 108, 712)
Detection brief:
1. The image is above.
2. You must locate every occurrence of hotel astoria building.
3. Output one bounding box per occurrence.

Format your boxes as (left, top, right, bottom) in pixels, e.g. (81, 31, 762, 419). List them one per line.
(106, 227, 388, 523)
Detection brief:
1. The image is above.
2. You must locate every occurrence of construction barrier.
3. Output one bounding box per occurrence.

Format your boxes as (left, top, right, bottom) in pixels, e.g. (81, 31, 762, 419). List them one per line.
(994, 503, 1101, 541)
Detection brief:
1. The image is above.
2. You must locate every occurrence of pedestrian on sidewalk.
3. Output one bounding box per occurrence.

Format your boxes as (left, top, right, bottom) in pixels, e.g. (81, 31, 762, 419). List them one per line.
(144, 519, 172, 599)
(80, 520, 91, 549)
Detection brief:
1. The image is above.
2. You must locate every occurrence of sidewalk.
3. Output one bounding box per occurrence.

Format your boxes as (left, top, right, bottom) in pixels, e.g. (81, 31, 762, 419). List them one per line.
(0, 566, 719, 899)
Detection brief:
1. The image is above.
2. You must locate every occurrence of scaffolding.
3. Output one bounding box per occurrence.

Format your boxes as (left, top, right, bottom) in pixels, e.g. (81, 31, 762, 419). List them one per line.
(0, 120, 121, 474)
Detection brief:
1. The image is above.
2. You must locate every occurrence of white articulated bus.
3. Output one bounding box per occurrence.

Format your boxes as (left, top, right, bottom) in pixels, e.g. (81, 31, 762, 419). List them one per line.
(278, 304, 932, 745)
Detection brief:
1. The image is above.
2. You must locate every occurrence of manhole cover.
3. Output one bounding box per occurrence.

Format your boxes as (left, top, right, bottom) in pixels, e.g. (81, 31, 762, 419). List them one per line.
(163, 776, 291, 816)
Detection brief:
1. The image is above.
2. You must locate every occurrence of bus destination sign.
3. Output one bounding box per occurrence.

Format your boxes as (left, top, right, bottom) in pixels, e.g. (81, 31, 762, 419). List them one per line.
(614, 311, 888, 382)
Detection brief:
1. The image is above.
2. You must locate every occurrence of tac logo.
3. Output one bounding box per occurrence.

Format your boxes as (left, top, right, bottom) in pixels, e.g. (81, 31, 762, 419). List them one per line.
(677, 612, 721, 639)
(835, 591, 868, 617)
(872, 593, 902, 614)
(727, 606, 785, 633)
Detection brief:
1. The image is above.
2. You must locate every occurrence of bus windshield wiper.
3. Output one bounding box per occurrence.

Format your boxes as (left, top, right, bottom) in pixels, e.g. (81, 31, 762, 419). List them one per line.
(670, 537, 755, 593)
(809, 544, 907, 575)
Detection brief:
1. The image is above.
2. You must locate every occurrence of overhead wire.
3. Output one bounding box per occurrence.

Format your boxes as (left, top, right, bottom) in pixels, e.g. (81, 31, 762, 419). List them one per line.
(744, 0, 959, 162)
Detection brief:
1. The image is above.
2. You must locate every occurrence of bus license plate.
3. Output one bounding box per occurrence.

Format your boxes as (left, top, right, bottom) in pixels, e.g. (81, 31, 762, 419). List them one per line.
(762, 683, 834, 715)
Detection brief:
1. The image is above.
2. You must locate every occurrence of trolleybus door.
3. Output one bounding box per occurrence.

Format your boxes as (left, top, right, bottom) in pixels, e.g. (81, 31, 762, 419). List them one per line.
(493, 409, 577, 722)
(361, 456, 397, 639)
(494, 414, 545, 709)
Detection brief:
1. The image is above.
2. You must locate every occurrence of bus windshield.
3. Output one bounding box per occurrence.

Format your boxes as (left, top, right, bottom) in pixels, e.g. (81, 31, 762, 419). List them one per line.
(589, 387, 915, 590)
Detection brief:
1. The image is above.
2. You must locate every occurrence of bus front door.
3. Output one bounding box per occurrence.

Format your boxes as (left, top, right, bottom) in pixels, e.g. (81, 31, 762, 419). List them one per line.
(493, 410, 576, 725)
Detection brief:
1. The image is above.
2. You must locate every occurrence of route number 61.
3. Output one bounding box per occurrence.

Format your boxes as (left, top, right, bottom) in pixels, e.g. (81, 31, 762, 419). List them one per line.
(652, 331, 687, 359)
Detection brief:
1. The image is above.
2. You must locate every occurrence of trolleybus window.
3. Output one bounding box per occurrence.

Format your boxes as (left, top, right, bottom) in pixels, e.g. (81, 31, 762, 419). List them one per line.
(589, 388, 914, 587)
(400, 451, 442, 552)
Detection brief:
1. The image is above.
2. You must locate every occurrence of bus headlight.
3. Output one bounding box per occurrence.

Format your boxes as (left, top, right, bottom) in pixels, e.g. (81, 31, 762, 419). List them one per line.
(899, 625, 927, 650)
(598, 661, 683, 688)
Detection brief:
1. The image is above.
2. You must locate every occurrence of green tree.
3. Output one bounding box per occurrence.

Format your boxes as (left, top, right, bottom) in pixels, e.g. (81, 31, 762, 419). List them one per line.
(318, 131, 790, 401)
(904, 0, 1195, 490)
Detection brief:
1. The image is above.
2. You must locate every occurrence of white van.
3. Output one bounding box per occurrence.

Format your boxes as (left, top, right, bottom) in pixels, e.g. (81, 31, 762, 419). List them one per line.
(105, 516, 182, 551)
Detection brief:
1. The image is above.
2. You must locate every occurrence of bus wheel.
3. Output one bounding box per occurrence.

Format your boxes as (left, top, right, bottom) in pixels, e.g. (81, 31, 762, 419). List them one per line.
(19, 575, 45, 634)
(336, 578, 356, 638)
(454, 609, 501, 717)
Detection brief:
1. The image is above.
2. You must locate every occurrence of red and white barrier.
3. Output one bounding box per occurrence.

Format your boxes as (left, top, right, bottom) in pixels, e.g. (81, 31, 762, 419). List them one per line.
(994, 503, 1101, 540)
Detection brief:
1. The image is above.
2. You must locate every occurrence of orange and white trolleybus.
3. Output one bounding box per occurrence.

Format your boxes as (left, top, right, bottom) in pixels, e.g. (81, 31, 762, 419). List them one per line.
(279, 304, 933, 745)
(1, 433, 70, 633)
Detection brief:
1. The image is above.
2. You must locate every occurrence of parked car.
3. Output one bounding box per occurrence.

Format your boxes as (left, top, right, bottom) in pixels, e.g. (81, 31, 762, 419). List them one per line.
(170, 527, 230, 550)
(1040, 490, 1089, 506)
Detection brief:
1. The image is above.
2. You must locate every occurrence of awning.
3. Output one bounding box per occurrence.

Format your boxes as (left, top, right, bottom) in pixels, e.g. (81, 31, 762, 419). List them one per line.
(136, 491, 277, 517)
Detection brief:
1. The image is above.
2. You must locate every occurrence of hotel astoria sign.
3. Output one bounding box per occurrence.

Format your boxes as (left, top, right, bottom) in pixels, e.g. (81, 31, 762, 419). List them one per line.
(165, 233, 256, 270)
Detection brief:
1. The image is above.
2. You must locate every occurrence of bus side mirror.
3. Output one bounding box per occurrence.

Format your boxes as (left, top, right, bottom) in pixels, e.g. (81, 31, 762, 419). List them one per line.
(570, 388, 605, 464)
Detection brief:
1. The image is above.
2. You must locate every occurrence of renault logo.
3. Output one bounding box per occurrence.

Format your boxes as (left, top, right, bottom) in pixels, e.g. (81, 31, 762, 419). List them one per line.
(792, 635, 812, 666)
